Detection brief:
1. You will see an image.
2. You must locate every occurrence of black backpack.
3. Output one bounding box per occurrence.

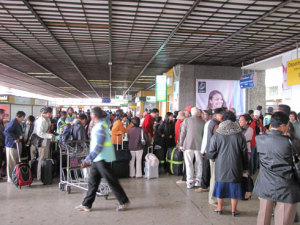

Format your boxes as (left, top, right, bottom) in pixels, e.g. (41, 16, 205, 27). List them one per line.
(60, 124, 73, 143)
(255, 120, 260, 135)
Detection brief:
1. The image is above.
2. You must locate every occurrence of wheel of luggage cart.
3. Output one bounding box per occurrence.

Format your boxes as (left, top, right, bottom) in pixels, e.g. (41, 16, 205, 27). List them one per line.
(59, 183, 64, 191)
(67, 186, 71, 194)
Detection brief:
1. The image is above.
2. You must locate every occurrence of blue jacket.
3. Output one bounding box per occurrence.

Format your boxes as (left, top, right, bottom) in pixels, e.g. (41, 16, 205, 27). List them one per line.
(4, 118, 22, 148)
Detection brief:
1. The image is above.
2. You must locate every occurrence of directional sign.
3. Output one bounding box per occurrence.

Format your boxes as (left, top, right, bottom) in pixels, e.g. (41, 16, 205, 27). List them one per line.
(156, 75, 167, 102)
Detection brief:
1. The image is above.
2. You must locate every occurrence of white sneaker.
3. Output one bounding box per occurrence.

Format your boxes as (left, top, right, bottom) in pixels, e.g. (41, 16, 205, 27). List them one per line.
(75, 205, 91, 212)
(116, 203, 130, 212)
(194, 180, 201, 187)
(187, 182, 194, 189)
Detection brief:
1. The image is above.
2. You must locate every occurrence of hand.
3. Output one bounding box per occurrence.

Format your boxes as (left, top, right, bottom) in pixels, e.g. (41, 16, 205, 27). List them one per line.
(179, 147, 184, 152)
(81, 161, 89, 168)
(169, 135, 172, 139)
(14, 139, 19, 143)
(201, 153, 206, 158)
(243, 171, 248, 177)
(161, 134, 165, 138)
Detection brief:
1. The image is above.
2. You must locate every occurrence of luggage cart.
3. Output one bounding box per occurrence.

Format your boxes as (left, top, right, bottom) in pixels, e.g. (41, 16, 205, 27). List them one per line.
(58, 140, 110, 199)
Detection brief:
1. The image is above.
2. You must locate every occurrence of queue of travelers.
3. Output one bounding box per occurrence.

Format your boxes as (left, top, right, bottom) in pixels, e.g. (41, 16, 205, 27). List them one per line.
(0, 103, 300, 224)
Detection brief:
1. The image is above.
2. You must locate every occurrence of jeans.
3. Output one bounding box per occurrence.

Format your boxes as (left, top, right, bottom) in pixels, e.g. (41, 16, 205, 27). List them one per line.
(201, 156, 211, 189)
(129, 150, 143, 178)
(250, 147, 259, 176)
(82, 160, 129, 208)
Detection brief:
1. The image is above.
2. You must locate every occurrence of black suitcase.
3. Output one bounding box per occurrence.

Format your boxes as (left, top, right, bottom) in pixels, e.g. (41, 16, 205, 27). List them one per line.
(166, 147, 183, 176)
(31, 158, 38, 178)
(111, 136, 131, 178)
(154, 145, 165, 174)
(41, 158, 54, 185)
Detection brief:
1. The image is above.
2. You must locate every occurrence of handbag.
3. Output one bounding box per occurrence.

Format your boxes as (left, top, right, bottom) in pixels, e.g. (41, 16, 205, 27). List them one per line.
(141, 128, 146, 146)
(289, 139, 300, 183)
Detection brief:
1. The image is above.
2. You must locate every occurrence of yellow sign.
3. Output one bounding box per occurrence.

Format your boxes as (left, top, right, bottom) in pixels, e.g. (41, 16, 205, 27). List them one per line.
(129, 106, 137, 109)
(287, 58, 300, 85)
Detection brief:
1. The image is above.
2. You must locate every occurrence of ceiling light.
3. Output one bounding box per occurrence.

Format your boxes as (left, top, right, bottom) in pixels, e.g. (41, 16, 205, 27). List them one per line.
(27, 72, 52, 75)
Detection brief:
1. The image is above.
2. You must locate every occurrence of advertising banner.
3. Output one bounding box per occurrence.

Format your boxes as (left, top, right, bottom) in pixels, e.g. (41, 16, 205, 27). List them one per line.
(287, 58, 300, 85)
(196, 79, 245, 114)
(155, 75, 167, 102)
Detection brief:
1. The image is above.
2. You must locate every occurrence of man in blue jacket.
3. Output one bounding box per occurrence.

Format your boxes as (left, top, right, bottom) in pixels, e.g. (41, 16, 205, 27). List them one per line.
(4, 111, 25, 183)
(77, 107, 129, 212)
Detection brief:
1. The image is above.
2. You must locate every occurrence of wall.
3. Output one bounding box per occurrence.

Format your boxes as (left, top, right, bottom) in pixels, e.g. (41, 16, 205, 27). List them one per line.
(174, 64, 266, 112)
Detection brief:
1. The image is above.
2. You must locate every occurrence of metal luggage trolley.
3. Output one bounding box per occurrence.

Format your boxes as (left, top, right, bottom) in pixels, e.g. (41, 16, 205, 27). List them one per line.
(58, 140, 110, 199)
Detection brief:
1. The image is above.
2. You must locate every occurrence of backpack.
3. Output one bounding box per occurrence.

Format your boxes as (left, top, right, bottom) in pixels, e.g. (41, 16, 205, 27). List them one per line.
(60, 124, 73, 143)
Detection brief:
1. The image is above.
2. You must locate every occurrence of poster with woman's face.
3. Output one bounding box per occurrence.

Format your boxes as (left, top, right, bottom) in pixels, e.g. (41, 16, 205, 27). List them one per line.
(196, 79, 245, 114)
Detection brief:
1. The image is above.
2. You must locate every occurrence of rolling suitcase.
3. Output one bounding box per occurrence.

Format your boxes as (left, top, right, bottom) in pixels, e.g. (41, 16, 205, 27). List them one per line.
(144, 147, 159, 179)
(111, 135, 131, 178)
(41, 158, 54, 185)
(31, 158, 38, 178)
(153, 145, 165, 174)
(166, 147, 184, 176)
(12, 143, 33, 189)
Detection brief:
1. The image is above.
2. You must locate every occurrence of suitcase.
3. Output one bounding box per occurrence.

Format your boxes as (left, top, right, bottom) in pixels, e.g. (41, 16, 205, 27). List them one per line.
(144, 147, 159, 179)
(166, 147, 183, 176)
(12, 143, 33, 189)
(111, 135, 131, 178)
(153, 145, 165, 174)
(31, 158, 38, 178)
(41, 158, 54, 185)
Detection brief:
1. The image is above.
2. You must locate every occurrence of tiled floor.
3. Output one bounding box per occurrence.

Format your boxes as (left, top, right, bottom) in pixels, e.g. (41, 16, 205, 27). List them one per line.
(0, 175, 298, 225)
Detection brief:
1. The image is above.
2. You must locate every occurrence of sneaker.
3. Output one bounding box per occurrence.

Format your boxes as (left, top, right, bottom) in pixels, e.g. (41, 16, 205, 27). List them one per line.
(194, 180, 201, 187)
(195, 187, 209, 193)
(75, 205, 91, 212)
(187, 182, 194, 189)
(176, 180, 186, 184)
(116, 203, 130, 212)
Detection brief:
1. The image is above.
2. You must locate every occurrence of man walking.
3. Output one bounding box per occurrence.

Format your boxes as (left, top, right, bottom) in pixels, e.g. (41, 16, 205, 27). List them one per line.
(78, 107, 129, 212)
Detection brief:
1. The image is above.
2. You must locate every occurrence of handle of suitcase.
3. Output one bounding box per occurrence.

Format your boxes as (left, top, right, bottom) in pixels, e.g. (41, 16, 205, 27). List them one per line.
(116, 134, 125, 151)
(16, 142, 21, 163)
(147, 146, 153, 154)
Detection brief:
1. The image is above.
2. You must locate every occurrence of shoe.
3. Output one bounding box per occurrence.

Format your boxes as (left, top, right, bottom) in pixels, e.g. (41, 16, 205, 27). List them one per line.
(116, 202, 130, 212)
(176, 180, 186, 184)
(214, 210, 222, 215)
(232, 211, 240, 217)
(187, 182, 194, 189)
(194, 180, 201, 187)
(195, 187, 209, 193)
(75, 205, 91, 212)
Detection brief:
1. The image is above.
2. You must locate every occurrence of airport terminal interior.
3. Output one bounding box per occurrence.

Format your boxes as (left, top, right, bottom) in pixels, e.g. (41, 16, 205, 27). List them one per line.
(1, 0, 300, 225)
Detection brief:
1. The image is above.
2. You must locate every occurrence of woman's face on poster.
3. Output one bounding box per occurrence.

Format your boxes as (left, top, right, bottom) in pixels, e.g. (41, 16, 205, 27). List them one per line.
(210, 93, 223, 109)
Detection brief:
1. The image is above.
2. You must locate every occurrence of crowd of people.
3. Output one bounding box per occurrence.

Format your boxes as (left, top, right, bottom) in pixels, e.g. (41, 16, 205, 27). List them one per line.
(0, 103, 300, 224)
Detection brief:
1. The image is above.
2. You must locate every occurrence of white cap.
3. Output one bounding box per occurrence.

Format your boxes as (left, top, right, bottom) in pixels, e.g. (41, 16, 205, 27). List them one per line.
(254, 110, 261, 116)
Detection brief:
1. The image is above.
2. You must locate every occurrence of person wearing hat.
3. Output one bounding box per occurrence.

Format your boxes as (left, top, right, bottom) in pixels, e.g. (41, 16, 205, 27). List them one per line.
(184, 106, 193, 118)
(249, 109, 263, 176)
(78, 107, 130, 212)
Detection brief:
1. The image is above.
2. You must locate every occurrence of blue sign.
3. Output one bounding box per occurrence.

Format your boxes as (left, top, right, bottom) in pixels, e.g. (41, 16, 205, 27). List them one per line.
(102, 98, 111, 103)
(240, 72, 256, 89)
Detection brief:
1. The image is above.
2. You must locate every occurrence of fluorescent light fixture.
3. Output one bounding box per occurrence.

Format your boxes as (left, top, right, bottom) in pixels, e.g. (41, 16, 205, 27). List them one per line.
(27, 72, 52, 75)
(34, 76, 56, 79)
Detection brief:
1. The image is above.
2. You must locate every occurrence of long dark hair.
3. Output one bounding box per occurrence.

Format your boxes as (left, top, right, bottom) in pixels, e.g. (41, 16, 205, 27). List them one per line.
(207, 90, 227, 109)
(164, 112, 173, 123)
(240, 113, 253, 125)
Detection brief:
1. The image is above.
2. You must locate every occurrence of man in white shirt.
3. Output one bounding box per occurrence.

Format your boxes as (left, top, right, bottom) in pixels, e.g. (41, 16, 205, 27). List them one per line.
(32, 107, 54, 181)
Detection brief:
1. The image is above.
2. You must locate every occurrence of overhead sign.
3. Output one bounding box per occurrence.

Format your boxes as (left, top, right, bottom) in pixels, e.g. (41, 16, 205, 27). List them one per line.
(240, 72, 256, 89)
(124, 95, 132, 101)
(0, 95, 9, 103)
(287, 58, 300, 85)
(146, 96, 156, 102)
(115, 95, 124, 100)
(102, 98, 111, 103)
(15, 96, 31, 105)
(130, 105, 137, 109)
(120, 104, 128, 107)
(35, 99, 48, 106)
(156, 75, 167, 102)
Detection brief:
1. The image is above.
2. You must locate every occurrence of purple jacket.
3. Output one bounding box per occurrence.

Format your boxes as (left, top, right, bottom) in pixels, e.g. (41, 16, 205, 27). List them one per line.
(128, 126, 149, 151)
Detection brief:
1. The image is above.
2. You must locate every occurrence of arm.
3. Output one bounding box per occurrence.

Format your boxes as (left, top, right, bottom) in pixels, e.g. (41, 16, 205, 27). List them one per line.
(111, 121, 125, 135)
(240, 135, 249, 171)
(179, 121, 187, 148)
(125, 123, 133, 133)
(206, 134, 218, 159)
(84, 125, 106, 164)
(201, 124, 208, 154)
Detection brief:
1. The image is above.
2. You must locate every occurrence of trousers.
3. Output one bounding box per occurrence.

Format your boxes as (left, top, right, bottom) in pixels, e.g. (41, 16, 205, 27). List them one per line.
(257, 198, 297, 225)
(208, 160, 217, 204)
(201, 156, 211, 188)
(37, 140, 50, 180)
(6, 147, 18, 182)
(82, 160, 129, 208)
(184, 150, 202, 184)
(129, 150, 143, 178)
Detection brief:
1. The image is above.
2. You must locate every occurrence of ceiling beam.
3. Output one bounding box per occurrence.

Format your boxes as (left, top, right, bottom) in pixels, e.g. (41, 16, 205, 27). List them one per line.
(0, 38, 84, 98)
(0, 62, 75, 98)
(123, 0, 202, 96)
(22, 0, 100, 98)
(108, 0, 113, 99)
(186, 0, 293, 64)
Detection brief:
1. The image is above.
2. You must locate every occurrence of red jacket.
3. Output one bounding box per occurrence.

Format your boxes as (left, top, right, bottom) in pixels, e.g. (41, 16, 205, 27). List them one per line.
(142, 114, 154, 137)
(175, 120, 182, 145)
(250, 119, 263, 147)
